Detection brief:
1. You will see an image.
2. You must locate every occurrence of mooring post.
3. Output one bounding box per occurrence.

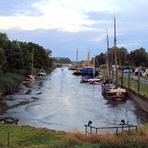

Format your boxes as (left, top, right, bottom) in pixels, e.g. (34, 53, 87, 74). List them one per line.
(116, 127, 118, 134)
(128, 125, 130, 134)
(121, 125, 123, 133)
(95, 128, 98, 134)
(137, 69, 140, 94)
(136, 126, 138, 131)
(128, 72, 131, 89)
(121, 69, 123, 87)
(7, 132, 10, 147)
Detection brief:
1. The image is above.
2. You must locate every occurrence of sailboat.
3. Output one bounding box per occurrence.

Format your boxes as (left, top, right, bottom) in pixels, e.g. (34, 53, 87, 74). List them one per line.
(73, 48, 82, 76)
(81, 49, 103, 83)
(102, 17, 127, 101)
(81, 49, 96, 76)
(38, 66, 47, 76)
(25, 48, 35, 81)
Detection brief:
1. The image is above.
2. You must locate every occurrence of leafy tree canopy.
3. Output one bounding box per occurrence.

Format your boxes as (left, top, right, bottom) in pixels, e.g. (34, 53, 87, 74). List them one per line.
(0, 32, 53, 75)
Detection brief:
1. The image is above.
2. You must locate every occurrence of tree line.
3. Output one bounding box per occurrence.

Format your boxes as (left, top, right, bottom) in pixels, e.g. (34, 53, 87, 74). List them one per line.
(52, 57, 71, 64)
(95, 47, 148, 68)
(0, 32, 52, 75)
(0, 32, 53, 93)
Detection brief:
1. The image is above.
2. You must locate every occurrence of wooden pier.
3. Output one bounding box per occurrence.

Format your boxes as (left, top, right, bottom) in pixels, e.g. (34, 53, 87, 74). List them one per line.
(84, 124, 138, 135)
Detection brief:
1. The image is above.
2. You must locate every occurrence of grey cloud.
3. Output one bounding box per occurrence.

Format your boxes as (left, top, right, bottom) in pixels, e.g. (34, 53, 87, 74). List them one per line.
(0, 0, 44, 16)
(2, 28, 107, 60)
(1, 22, 148, 60)
(85, 11, 113, 21)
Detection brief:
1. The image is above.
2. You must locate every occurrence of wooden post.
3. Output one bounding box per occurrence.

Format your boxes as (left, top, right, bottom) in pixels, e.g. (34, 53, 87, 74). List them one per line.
(137, 69, 140, 94)
(96, 128, 98, 134)
(128, 72, 131, 89)
(7, 132, 10, 147)
(136, 126, 138, 131)
(116, 127, 118, 134)
(121, 125, 123, 133)
(121, 69, 123, 87)
(116, 69, 118, 86)
(128, 125, 130, 134)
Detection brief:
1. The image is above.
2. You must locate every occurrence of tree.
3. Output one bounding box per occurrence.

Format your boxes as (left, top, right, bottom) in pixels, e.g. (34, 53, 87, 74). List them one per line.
(117, 47, 128, 66)
(95, 53, 106, 66)
(0, 32, 53, 75)
(128, 48, 148, 67)
(107, 47, 128, 66)
(52, 57, 71, 64)
(0, 48, 6, 75)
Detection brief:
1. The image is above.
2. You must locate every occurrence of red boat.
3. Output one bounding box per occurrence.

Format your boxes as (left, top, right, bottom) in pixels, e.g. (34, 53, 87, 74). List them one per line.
(25, 74, 35, 81)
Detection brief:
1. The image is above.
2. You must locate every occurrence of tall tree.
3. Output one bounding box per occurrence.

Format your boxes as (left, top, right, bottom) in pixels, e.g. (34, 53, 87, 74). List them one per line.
(95, 53, 106, 66)
(128, 48, 148, 67)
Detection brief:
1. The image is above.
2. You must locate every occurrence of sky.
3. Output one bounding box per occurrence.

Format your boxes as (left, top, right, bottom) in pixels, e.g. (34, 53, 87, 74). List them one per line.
(0, 0, 148, 60)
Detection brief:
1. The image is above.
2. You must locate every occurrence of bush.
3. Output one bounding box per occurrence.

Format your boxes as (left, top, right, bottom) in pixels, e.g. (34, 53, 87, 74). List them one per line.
(0, 72, 24, 94)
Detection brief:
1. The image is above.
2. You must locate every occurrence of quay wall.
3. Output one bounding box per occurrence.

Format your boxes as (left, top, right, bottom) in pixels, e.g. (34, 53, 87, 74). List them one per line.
(127, 89, 148, 113)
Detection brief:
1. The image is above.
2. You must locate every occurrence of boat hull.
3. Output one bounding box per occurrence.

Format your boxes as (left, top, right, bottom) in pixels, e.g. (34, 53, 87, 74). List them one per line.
(25, 74, 35, 81)
(102, 91, 127, 101)
(102, 83, 127, 101)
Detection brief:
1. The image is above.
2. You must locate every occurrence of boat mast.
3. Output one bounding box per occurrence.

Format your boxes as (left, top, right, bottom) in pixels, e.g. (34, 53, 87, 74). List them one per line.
(87, 48, 90, 66)
(114, 17, 118, 85)
(32, 47, 34, 75)
(106, 29, 110, 79)
(76, 48, 78, 68)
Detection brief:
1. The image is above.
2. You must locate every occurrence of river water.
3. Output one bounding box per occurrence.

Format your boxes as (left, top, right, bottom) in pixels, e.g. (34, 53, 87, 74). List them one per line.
(1, 68, 148, 132)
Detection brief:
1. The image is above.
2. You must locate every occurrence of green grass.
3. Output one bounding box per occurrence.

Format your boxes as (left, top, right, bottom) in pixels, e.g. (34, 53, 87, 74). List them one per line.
(0, 124, 66, 148)
(143, 76, 148, 80)
(108, 70, 148, 97)
(120, 76, 148, 97)
(0, 124, 148, 147)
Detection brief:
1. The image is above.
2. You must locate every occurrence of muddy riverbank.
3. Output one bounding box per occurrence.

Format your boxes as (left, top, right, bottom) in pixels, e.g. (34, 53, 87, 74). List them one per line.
(0, 68, 148, 132)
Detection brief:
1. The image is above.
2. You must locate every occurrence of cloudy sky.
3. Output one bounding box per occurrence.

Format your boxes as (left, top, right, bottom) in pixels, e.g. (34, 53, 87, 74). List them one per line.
(0, 0, 148, 60)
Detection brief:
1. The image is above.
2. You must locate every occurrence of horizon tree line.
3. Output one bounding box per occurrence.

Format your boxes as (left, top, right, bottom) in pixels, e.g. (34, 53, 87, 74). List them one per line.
(0, 32, 53, 76)
(95, 47, 148, 68)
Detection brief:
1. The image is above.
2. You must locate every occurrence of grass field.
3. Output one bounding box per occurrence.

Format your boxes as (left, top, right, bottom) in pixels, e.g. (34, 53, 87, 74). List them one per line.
(0, 124, 148, 148)
(109, 70, 148, 97)
(118, 76, 148, 97)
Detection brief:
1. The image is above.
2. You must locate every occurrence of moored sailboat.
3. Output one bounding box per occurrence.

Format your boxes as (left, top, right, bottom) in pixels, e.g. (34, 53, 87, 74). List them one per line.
(102, 18, 127, 101)
(102, 82, 127, 101)
(73, 48, 82, 76)
(81, 48, 96, 77)
(25, 48, 35, 81)
(25, 73, 35, 81)
(38, 67, 47, 76)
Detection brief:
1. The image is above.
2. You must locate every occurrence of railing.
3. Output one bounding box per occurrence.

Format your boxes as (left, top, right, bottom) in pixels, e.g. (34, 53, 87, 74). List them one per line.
(84, 124, 137, 135)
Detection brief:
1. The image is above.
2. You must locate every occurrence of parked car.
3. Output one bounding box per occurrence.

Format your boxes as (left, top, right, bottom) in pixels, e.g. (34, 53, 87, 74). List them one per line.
(123, 68, 134, 73)
(135, 69, 144, 76)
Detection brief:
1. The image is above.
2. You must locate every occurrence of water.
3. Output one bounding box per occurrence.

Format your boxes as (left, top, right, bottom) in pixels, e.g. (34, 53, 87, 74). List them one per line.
(1, 68, 148, 132)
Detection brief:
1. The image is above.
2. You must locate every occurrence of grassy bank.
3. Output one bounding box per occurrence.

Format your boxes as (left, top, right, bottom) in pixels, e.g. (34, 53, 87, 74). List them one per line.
(118, 76, 148, 97)
(0, 124, 148, 147)
(0, 124, 66, 148)
(107, 70, 148, 97)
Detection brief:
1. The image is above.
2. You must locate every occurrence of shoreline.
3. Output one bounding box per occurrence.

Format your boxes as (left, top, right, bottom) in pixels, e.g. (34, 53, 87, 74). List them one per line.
(127, 88, 148, 113)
